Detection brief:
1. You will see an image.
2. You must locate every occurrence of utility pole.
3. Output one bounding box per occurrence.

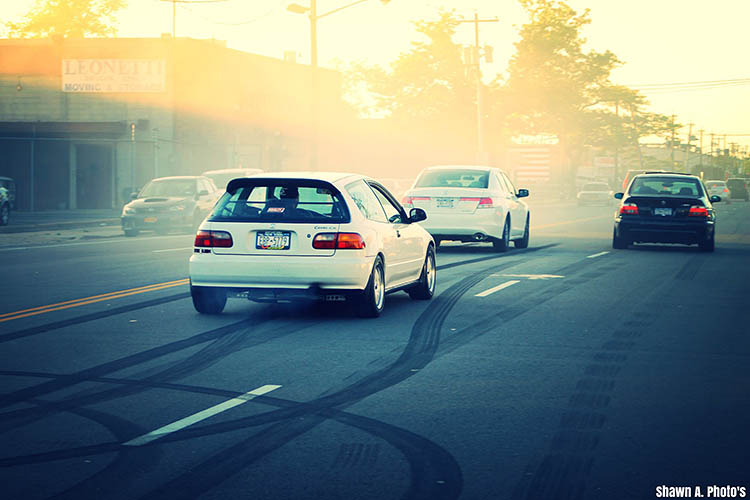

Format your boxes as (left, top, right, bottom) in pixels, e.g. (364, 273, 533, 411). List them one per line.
(670, 114, 676, 169)
(710, 133, 715, 167)
(683, 122, 693, 171)
(457, 13, 498, 164)
(699, 129, 704, 168)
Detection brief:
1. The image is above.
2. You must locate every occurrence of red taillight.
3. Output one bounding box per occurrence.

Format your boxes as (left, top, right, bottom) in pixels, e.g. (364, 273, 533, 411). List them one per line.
(194, 230, 233, 248)
(336, 233, 366, 249)
(688, 206, 709, 217)
(312, 232, 366, 250)
(619, 203, 638, 215)
(723, 188, 729, 193)
(402, 196, 430, 205)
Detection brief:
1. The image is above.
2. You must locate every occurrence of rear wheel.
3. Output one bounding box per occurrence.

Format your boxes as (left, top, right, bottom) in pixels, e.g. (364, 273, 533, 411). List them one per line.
(191, 285, 227, 314)
(123, 228, 139, 237)
(356, 256, 385, 318)
(699, 233, 715, 252)
(612, 228, 629, 249)
(408, 246, 436, 300)
(514, 215, 530, 249)
(492, 217, 510, 252)
(0, 203, 8, 226)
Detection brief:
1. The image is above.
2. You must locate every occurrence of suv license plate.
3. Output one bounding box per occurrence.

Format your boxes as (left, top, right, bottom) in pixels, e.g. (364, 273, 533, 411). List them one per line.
(256, 231, 291, 250)
(436, 198, 454, 208)
(653, 207, 672, 216)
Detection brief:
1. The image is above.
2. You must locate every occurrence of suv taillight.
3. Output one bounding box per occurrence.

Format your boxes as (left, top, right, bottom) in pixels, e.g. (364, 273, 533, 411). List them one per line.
(619, 203, 638, 215)
(194, 230, 233, 248)
(688, 206, 709, 217)
(313, 232, 365, 249)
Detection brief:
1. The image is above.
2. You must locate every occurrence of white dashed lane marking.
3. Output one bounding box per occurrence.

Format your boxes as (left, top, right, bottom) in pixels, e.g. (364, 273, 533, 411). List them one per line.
(586, 251, 610, 259)
(475, 280, 520, 298)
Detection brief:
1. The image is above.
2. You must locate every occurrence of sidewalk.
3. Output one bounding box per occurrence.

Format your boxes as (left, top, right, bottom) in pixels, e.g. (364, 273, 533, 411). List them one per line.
(0, 209, 121, 234)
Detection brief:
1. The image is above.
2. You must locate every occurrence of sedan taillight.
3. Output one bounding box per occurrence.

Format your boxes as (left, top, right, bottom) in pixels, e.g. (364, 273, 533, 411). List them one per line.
(688, 206, 709, 217)
(312, 232, 366, 250)
(194, 230, 233, 248)
(619, 203, 639, 215)
(459, 197, 494, 208)
(402, 196, 430, 206)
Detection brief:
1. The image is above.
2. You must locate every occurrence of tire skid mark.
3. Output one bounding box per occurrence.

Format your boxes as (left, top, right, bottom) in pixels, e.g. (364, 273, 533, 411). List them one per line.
(0, 314, 324, 431)
(136, 271, 487, 500)
(512, 261, 691, 499)
(0, 292, 190, 344)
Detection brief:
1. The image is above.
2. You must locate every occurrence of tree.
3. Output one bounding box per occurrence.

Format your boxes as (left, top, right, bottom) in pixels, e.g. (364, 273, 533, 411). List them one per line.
(344, 11, 477, 142)
(500, 0, 622, 185)
(7, 0, 126, 38)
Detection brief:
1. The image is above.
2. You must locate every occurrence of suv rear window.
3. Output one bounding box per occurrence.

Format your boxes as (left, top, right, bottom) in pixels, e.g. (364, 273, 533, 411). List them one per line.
(209, 179, 350, 223)
(629, 177, 703, 197)
(415, 169, 489, 188)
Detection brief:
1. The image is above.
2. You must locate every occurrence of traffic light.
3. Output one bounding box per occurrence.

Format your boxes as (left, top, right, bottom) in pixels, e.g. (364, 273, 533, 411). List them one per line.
(130, 122, 135, 142)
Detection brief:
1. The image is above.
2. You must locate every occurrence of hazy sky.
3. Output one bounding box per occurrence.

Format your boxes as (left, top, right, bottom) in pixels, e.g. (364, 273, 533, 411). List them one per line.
(3, 0, 749, 149)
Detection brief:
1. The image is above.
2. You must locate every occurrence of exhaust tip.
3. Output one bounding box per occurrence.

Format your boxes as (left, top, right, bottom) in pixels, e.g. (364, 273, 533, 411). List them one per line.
(473, 233, 486, 241)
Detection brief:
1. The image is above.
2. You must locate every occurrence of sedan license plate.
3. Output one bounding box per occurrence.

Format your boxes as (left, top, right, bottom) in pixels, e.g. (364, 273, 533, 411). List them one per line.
(256, 231, 291, 250)
(436, 197, 454, 208)
(144, 217, 157, 223)
(653, 207, 672, 216)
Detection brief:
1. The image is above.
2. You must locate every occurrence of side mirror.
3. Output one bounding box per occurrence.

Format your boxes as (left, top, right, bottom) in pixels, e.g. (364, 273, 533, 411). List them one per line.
(130, 192, 138, 200)
(710, 195, 721, 203)
(409, 207, 427, 223)
(517, 188, 529, 198)
(614, 192, 624, 199)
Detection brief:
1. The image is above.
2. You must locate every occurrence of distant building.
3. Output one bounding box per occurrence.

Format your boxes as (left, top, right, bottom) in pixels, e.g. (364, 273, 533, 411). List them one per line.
(0, 36, 347, 210)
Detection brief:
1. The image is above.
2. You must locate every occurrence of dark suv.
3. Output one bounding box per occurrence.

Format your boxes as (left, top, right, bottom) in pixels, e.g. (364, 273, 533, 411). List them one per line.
(613, 173, 720, 251)
(121, 176, 219, 236)
(726, 178, 749, 201)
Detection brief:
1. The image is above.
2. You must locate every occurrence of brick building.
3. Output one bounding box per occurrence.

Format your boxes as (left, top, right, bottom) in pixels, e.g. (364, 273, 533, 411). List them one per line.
(0, 36, 347, 210)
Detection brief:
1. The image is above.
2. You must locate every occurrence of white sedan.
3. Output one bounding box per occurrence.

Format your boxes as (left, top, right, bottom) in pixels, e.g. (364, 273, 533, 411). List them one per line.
(189, 172, 436, 317)
(401, 165, 530, 251)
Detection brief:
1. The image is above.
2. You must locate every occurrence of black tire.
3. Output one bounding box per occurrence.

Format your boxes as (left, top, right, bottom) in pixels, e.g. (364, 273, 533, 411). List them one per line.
(514, 214, 530, 249)
(408, 246, 436, 300)
(492, 217, 510, 252)
(434, 238, 442, 249)
(612, 228, 628, 249)
(123, 228, 140, 237)
(0, 203, 8, 226)
(356, 256, 385, 318)
(191, 285, 227, 314)
(699, 233, 715, 252)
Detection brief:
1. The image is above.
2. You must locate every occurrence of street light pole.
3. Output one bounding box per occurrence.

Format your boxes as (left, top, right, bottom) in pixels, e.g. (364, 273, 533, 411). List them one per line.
(310, 0, 319, 170)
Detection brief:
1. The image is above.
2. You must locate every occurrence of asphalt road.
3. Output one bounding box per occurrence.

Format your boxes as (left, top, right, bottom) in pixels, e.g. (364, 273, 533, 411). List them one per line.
(1, 200, 749, 500)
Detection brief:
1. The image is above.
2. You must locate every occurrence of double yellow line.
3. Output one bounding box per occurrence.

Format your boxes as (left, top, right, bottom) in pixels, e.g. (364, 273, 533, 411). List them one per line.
(0, 279, 190, 323)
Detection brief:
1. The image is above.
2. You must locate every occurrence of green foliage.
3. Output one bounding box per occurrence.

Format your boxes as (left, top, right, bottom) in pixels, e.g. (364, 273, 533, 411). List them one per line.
(7, 0, 126, 38)
(344, 11, 475, 127)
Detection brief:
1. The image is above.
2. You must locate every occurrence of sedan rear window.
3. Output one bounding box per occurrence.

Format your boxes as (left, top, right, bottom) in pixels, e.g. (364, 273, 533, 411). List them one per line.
(209, 179, 350, 223)
(415, 170, 489, 189)
(629, 177, 703, 197)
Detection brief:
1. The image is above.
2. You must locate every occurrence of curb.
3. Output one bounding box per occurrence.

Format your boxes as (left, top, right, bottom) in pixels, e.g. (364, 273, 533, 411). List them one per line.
(0, 218, 120, 234)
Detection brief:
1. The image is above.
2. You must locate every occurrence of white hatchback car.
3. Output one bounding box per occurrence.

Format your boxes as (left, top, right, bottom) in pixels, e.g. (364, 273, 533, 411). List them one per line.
(189, 172, 436, 317)
(401, 165, 530, 251)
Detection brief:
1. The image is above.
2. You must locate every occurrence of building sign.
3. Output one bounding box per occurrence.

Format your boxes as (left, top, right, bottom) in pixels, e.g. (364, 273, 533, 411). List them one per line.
(62, 59, 166, 93)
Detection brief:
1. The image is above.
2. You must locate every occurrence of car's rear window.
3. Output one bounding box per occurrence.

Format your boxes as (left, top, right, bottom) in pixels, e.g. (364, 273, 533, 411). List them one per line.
(415, 169, 489, 188)
(629, 177, 703, 197)
(209, 179, 350, 223)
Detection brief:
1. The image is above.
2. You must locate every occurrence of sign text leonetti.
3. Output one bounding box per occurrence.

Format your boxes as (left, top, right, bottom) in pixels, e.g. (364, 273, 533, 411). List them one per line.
(62, 59, 166, 93)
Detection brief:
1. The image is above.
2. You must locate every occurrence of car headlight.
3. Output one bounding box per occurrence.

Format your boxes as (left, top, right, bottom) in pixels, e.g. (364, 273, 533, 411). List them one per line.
(122, 206, 136, 216)
(169, 205, 186, 212)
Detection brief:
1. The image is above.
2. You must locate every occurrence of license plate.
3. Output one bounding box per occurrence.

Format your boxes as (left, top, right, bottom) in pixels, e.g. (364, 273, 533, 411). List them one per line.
(144, 217, 157, 223)
(256, 231, 291, 250)
(436, 198, 454, 208)
(653, 207, 672, 216)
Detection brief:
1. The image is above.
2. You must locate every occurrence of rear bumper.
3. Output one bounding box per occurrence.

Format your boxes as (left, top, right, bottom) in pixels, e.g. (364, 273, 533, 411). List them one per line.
(615, 217, 714, 244)
(420, 210, 502, 240)
(189, 252, 373, 290)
